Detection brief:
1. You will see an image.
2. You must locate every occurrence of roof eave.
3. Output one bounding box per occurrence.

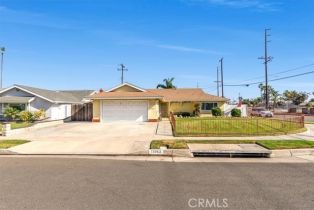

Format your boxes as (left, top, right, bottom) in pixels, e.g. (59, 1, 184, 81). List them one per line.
(88, 96, 163, 100)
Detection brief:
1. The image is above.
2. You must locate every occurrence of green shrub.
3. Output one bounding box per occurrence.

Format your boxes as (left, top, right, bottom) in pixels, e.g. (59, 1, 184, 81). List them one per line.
(212, 107, 222, 116)
(33, 109, 45, 120)
(19, 111, 34, 122)
(231, 108, 241, 117)
(3, 107, 20, 121)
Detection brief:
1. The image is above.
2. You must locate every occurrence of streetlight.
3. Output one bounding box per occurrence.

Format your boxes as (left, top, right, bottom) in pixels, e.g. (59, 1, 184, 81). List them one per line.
(0, 47, 5, 89)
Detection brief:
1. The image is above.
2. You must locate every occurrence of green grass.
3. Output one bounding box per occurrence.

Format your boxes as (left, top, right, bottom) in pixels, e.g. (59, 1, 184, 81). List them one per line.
(174, 117, 304, 137)
(257, 140, 314, 150)
(0, 140, 30, 149)
(10, 122, 33, 130)
(150, 139, 314, 150)
(305, 122, 314, 124)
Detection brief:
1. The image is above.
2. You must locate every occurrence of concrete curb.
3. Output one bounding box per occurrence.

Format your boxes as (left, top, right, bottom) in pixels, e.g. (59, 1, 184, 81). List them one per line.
(2, 148, 313, 159)
(270, 149, 314, 157)
(0, 149, 18, 155)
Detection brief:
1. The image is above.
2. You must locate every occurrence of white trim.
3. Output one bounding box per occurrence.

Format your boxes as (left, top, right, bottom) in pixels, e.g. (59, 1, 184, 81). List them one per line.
(0, 85, 55, 103)
(106, 83, 147, 92)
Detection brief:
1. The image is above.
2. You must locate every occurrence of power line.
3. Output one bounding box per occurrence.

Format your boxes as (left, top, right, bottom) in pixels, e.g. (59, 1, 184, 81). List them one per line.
(224, 69, 314, 87)
(229, 62, 314, 84)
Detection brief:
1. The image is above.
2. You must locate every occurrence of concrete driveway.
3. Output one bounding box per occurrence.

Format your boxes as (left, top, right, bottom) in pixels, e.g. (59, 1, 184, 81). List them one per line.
(7, 122, 157, 155)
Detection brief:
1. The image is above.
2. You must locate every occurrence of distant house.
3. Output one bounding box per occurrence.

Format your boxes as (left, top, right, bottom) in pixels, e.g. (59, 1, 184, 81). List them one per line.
(88, 83, 228, 122)
(0, 84, 95, 120)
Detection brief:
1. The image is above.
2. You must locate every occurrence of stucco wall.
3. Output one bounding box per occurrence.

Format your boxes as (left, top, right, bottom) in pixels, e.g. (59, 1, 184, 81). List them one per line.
(92, 100, 100, 119)
(111, 86, 141, 92)
(169, 102, 196, 113)
(148, 100, 160, 120)
(29, 97, 52, 115)
(49, 104, 71, 120)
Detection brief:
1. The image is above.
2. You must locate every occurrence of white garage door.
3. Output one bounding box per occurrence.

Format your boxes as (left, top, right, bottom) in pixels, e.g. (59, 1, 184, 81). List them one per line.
(101, 100, 148, 122)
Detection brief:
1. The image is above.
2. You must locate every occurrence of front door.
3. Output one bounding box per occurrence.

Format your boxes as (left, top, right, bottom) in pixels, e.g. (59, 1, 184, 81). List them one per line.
(160, 102, 168, 118)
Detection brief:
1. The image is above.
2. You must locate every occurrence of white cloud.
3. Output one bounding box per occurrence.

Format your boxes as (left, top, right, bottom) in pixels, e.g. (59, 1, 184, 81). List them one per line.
(0, 5, 79, 30)
(187, 0, 281, 11)
(156, 44, 221, 54)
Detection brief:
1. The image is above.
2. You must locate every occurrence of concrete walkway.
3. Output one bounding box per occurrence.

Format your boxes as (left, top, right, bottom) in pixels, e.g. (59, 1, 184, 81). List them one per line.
(155, 120, 173, 136)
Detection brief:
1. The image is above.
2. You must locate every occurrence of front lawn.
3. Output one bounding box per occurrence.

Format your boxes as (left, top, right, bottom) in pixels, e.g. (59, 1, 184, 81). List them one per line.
(150, 139, 314, 150)
(10, 122, 34, 130)
(0, 140, 30, 149)
(174, 117, 304, 136)
(257, 140, 314, 150)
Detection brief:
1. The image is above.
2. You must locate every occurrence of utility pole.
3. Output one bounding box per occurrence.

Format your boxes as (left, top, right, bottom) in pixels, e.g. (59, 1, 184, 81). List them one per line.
(219, 58, 224, 97)
(258, 29, 273, 109)
(117, 64, 128, 84)
(0, 47, 5, 89)
(216, 66, 220, 96)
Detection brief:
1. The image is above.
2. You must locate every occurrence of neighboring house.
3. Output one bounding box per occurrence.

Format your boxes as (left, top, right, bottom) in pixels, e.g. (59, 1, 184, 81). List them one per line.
(0, 84, 95, 120)
(88, 83, 228, 122)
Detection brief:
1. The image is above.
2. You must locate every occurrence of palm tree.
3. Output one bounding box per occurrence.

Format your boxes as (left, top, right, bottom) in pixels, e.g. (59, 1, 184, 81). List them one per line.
(156, 78, 176, 89)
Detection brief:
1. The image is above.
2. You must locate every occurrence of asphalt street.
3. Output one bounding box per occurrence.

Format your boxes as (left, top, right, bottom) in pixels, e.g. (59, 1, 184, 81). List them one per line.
(0, 157, 313, 210)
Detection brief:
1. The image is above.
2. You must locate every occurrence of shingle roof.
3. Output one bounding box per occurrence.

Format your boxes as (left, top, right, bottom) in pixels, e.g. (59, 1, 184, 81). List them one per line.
(89, 86, 228, 102)
(12, 85, 95, 103)
(148, 88, 228, 102)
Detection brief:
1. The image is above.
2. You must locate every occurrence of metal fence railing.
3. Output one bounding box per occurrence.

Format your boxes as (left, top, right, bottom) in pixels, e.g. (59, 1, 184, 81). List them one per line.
(169, 114, 304, 137)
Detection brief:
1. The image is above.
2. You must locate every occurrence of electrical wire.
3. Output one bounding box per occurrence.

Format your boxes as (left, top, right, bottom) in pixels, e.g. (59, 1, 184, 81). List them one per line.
(229, 63, 314, 84)
(224, 70, 314, 87)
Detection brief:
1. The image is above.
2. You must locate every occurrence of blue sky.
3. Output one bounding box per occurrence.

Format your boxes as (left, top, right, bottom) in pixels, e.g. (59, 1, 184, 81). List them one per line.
(0, 0, 314, 100)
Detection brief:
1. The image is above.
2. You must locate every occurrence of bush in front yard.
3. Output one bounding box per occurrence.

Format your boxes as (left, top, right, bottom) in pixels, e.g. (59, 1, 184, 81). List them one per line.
(19, 111, 34, 122)
(3, 107, 20, 121)
(33, 109, 45, 120)
(212, 107, 222, 116)
(231, 108, 241, 117)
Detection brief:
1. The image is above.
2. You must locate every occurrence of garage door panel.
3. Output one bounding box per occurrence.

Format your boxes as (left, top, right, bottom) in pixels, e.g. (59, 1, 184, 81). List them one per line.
(101, 100, 148, 122)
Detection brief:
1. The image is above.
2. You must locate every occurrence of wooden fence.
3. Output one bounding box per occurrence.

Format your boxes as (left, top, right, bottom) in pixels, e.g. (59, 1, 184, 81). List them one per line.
(71, 103, 93, 121)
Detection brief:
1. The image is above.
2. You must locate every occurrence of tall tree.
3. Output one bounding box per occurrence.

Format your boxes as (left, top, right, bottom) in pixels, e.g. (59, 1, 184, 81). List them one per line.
(283, 90, 308, 105)
(156, 78, 176, 89)
(270, 88, 280, 108)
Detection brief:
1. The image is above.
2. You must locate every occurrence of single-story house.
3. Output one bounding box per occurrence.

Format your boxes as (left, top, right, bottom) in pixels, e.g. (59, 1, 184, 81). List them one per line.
(0, 84, 95, 120)
(88, 83, 228, 122)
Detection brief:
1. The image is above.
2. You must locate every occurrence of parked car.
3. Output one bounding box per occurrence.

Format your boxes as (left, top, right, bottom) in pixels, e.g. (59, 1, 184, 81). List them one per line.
(251, 108, 274, 117)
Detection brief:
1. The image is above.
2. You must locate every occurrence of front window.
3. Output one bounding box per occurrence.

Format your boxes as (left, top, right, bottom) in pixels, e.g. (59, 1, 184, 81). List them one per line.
(1, 103, 26, 114)
(201, 102, 218, 111)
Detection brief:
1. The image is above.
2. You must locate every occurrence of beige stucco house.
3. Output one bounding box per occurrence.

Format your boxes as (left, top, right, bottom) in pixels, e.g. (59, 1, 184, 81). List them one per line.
(88, 83, 228, 122)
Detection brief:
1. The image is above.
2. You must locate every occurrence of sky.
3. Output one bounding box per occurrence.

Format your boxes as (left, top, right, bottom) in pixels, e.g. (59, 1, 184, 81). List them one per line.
(0, 0, 314, 101)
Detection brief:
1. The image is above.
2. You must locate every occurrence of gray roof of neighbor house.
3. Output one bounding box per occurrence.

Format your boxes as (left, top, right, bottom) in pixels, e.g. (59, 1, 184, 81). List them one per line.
(0, 96, 34, 103)
(2, 84, 95, 103)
